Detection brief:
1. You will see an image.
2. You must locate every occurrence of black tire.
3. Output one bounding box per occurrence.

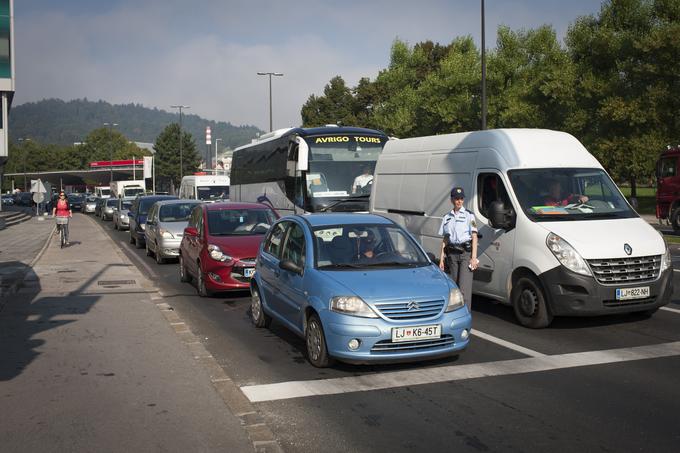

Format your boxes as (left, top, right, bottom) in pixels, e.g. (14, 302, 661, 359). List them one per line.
(134, 234, 144, 249)
(179, 255, 191, 282)
(672, 207, 680, 233)
(512, 274, 553, 329)
(155, 244, 165, 265)
(145, 240, 153, 256)
(196, 267, 212, 297)
(250, 286, 272, 328)
(305, 313, 333, 368)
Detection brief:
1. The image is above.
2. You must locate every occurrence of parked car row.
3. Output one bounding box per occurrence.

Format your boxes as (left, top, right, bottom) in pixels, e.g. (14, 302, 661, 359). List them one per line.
(96, 192, 472, 368)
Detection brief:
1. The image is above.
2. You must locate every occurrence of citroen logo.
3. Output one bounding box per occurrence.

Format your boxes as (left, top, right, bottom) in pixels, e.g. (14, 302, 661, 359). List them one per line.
(407, 300, 420, 311)
(624, 243, 632, 256)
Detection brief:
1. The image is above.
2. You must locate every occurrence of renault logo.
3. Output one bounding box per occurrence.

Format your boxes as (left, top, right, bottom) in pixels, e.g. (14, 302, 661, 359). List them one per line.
(407, 300, 420, 311)
(624, 243, 632, 256)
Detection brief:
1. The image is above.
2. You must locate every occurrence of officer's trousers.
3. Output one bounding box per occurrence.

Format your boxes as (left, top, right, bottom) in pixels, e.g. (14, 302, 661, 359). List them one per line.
(448, 251, 473, 311)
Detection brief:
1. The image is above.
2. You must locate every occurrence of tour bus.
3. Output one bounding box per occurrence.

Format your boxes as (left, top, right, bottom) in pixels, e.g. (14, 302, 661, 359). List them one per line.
(179, 174, 230, 201)
(230, 126, 389, 214)
(370, 128, 673, 328)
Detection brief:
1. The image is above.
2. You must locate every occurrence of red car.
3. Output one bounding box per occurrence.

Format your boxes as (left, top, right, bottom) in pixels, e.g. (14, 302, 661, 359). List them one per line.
(179, 202, 278, 296)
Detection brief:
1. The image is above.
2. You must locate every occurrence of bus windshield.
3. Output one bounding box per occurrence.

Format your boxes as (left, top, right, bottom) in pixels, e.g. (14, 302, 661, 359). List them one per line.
(305, 135, 385, 207)
(508, 168, 637, 222)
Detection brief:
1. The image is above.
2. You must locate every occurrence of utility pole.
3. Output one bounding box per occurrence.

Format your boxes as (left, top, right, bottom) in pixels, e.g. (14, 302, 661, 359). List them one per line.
(257, 72, 283, 132)
(171, 105, 190, 181)
(215, 138, 222, 174)
(18, 138, 30, 190)
(481, 0, 487, 130)
(104, 122, 118, 184)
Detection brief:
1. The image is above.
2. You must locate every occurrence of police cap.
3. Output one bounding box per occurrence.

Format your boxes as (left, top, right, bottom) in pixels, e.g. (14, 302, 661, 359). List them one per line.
(450, 186, 465, 199)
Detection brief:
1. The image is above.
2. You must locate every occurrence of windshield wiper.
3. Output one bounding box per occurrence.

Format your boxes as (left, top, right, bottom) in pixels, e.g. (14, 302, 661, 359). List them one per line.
(318, 196, 369, 212)
(361, 261, 418, 267)
(317, 263, 364, 269)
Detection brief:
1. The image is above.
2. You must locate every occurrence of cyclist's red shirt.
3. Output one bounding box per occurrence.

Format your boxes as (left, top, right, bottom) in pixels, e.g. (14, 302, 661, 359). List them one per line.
(55, 199, 70, 217)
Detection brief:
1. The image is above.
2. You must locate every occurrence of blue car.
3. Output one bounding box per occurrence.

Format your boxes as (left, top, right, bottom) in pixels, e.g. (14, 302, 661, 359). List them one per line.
(251, 214, 472, 367)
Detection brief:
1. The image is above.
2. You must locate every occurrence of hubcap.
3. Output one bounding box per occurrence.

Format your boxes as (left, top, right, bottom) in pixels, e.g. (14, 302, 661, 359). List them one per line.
(519, 288, 538, 317)
(179, 257, 185, 277)
(307, 321, 322, 361)
(251, 291, 261, 320)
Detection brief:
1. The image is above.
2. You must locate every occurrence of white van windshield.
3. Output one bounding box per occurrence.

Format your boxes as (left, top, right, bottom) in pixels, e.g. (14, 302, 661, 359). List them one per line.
(197, 186, 229, 200)
(508, 168, 637, 221)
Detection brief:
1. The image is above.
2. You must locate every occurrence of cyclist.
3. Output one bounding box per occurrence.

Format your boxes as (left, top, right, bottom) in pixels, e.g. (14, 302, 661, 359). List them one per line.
(52, 191, 73, 246)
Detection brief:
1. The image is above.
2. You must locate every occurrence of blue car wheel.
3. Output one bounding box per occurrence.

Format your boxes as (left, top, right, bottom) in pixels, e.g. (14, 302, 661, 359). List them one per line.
(306, 313, 334, 368)
(250, 286, 272, 328)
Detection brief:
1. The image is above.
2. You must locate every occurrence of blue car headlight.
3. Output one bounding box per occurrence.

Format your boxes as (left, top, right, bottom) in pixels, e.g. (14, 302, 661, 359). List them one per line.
(445, 288, 465, 312)
(330, 296, 378, 318)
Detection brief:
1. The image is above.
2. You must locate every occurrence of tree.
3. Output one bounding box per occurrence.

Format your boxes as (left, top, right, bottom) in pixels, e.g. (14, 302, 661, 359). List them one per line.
(301, 76, 358, 127)
(153, 123, 200, 192)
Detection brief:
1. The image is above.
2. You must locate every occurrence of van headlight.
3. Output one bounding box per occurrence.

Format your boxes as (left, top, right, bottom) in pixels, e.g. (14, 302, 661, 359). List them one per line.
(445, 288, 465, 312)
(661, 247, 672, 273)
(208, 244, 232, 262)
(546, 232, 592, 276)
(330, 296, 378, 318)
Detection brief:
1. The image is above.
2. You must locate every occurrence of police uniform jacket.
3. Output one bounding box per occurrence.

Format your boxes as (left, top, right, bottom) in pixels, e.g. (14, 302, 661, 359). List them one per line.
(438, 207, 478, 245)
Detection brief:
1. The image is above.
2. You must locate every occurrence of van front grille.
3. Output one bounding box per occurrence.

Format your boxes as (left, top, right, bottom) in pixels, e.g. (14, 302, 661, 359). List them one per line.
(587, 255, 661, 285)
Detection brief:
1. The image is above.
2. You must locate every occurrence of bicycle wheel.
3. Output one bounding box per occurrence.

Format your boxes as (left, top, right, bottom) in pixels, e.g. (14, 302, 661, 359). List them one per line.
(60, 224, 66, 248)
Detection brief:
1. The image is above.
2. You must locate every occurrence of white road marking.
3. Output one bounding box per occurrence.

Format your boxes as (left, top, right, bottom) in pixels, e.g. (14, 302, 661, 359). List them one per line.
(673, 269, 680, 273)
(661, 306, 680, 315)
(472, 330, 546, 358)
(241, 341, 680, 403)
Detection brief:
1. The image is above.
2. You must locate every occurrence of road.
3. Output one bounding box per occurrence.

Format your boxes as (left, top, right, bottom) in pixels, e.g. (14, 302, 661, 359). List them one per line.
(97, 214, 680, 452)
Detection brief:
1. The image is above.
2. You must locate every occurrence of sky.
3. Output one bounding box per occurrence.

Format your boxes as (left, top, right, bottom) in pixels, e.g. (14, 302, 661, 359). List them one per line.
(14, 0, 602, 133)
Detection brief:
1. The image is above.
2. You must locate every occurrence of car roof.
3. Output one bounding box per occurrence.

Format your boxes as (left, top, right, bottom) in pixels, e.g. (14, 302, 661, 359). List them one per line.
(204, 201, 273, 211)
(287, 213, 393, 227)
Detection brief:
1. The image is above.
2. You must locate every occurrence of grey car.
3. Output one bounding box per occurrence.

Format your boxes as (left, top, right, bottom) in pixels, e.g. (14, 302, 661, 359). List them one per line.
(101, 198, 118, 220)
(82, 196, 97, 214)
(144, 199, 202, 264)
(113, 198, 134, 231)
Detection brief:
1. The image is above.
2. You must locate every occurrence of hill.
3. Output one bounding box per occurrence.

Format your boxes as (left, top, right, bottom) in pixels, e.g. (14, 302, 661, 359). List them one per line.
(8, 98, 263, 150)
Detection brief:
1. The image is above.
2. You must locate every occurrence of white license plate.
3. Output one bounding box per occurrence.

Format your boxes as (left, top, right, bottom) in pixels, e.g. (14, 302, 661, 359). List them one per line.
(616, 286, 650, 301)
(391, 324, 441, 343)
(243, 268, 255, 278)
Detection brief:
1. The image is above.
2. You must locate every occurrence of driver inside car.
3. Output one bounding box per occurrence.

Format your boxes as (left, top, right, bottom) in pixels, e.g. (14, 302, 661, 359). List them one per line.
(543, 180, 589, 206)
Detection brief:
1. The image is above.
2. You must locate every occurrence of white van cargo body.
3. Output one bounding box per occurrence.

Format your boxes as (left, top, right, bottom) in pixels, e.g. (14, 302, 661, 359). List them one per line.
(179, 175, 230, 202)
(370, 129, 672, 328)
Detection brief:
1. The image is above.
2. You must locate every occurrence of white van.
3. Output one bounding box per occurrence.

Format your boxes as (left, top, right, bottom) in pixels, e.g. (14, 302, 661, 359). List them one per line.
(179, 175, 230, 201)
(94, 186, 111, 199)
(370, 129, 673, 328)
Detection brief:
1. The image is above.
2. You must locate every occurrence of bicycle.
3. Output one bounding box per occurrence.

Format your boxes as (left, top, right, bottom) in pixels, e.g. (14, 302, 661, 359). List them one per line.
(55, 216, 69, 248)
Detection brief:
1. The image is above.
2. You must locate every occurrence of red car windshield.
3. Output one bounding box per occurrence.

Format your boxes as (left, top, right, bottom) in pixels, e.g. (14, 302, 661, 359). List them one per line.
(207, 209, 276, 236)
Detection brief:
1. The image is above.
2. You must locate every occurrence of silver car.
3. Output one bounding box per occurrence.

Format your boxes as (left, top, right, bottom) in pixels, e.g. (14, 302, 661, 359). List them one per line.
(113, 198, 133, 231)
(82, 196, 97, 213)
(145, 199, 202, 264)
(101, 198, 118, 220)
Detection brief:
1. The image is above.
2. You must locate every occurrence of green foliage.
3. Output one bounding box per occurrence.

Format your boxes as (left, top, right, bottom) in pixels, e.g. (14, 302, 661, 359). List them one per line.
(153, 123, 201, 191)
(9, 98, 263, 150)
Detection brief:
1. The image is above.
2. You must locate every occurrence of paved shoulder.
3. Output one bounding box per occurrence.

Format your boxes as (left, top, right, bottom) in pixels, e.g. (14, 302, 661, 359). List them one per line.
(0, 214, 254, 452)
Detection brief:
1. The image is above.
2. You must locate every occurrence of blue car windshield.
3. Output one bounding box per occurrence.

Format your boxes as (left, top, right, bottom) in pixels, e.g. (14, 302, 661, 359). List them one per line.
(313, 224, 429, 269)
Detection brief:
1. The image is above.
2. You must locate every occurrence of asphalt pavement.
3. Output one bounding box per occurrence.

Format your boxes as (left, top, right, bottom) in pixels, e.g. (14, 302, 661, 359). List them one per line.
(0, 214, 255, 453)
(93, 211, 680, 452)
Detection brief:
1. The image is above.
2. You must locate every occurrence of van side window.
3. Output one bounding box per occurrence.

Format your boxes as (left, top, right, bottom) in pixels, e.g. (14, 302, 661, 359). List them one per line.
(659, 157, 677, 178)
(478, 173, 512, 219)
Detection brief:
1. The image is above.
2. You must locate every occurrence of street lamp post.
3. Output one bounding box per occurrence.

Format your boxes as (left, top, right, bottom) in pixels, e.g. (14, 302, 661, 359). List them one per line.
(171, 105, 190, 180)
(214, 138, 222, 174)
(104, 122, 118, 184)
(257, 72, 283, 132)
(18, 137, 31, 190)
(481, 0, 487, 130)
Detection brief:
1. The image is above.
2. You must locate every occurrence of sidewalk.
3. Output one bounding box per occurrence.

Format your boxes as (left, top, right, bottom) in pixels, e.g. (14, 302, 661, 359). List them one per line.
(0, 214, 254, 452)
(0, 214, 54, 306)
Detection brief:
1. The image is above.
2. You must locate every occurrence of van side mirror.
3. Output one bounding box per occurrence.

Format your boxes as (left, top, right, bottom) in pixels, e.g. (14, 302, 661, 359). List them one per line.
(489, 201, 515, 230)
(279, 259, 303, 275)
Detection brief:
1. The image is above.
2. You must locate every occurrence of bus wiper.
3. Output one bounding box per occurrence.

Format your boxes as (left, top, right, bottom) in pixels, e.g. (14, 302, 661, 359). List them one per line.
(318, 197, 368, 212)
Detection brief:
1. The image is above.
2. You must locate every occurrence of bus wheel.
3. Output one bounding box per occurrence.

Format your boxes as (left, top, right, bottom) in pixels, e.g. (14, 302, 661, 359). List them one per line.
(512, 275, 553, 329)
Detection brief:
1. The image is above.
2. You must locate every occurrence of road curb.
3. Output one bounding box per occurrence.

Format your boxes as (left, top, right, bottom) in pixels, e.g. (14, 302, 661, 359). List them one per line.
(0, 221, 55, 311)
(153, 297, 285, 453)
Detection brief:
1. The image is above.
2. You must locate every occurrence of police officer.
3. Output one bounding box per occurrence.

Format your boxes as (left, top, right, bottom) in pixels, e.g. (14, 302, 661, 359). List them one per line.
(438, 186, 479, 311)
